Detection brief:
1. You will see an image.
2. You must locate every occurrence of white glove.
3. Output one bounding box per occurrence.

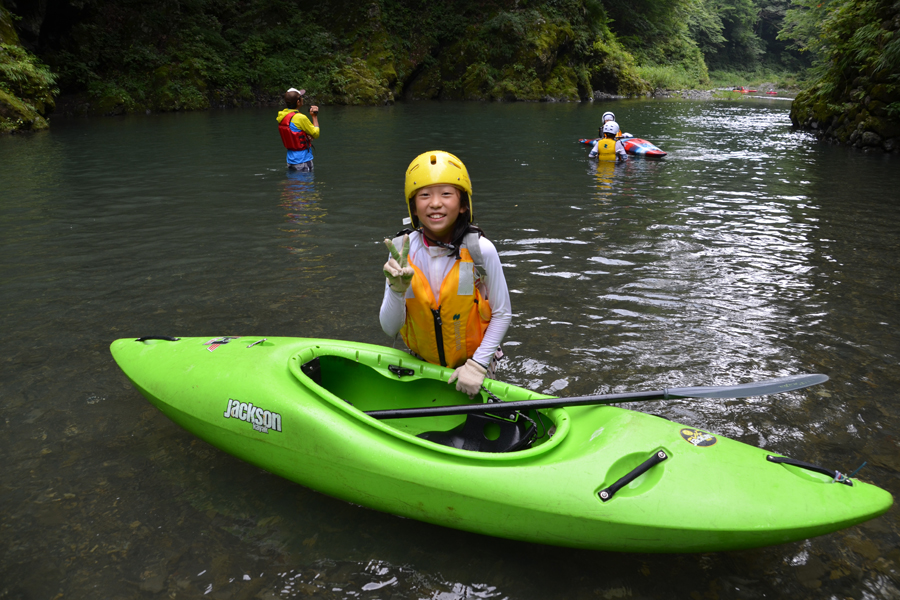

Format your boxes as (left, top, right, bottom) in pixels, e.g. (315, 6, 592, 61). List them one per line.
(383, 235, 414, 294)
(448, 359, 487, 398)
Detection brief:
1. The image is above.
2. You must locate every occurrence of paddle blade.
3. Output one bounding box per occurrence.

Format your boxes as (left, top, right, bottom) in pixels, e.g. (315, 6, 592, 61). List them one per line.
(666, 374, 829, 400)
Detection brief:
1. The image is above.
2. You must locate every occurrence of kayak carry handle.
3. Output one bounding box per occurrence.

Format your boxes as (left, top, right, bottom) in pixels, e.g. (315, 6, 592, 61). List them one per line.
(599, 450, 668, 502)
(135, 336, 181, 342)
(766, 455, 853, 486)
(388, 364, 415, 378)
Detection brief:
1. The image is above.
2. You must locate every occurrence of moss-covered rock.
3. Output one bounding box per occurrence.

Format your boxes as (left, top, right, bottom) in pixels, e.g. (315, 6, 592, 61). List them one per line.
(330, 58, 394, 105)
(588, 38, 649, 97)
(391, 8, 601, 102)
(0, 5, 56, 133)
(0, 6, 15, 44)
(542, 63, 582, 101)
(86, 81, 138, 116)
(0, 87, 48, 133)
(151, 61, 211, 112)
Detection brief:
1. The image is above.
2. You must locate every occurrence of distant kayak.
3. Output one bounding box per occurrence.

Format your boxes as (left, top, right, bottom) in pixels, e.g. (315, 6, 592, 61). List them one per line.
(732, 86, 758, 93)
(580, 137, 668, 158)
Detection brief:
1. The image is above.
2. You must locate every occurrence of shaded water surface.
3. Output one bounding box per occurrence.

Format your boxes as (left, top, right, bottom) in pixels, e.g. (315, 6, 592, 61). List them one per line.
(1, 100, 899, 599)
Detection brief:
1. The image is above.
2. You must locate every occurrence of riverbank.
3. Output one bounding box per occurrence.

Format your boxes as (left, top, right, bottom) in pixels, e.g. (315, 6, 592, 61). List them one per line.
(46, 87, 734, 120)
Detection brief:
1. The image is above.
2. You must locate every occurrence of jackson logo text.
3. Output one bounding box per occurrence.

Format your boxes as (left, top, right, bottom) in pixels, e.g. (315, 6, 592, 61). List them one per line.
(223, 399, 282, 433)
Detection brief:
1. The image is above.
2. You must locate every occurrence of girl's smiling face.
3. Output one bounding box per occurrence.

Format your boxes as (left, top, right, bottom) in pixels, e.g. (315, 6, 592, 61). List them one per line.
(411, 184, 466, 243)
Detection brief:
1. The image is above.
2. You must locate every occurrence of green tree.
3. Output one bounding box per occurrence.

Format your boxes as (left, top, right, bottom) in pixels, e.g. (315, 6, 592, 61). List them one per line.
(701, 0, 764, 69)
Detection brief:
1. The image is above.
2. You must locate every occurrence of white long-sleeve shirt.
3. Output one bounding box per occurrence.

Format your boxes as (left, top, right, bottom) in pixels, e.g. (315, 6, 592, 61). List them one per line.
(380, 231, 512, 367)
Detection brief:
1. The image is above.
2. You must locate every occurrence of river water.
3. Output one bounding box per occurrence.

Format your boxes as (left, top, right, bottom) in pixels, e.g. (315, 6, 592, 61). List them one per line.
(1, 99, 899, 599)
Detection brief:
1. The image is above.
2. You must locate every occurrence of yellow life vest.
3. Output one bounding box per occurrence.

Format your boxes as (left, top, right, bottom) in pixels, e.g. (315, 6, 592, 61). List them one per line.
(594, 138, 617, 158)
(400, 241, 492, 368)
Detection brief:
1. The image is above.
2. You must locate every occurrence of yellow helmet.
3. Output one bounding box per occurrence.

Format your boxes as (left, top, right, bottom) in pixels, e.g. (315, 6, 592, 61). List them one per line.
(404, 151, 474, 224)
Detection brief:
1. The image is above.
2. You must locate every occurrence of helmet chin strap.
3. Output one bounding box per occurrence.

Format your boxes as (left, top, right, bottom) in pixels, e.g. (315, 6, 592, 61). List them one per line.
(418, 227, 464, 259)
(420, 228, 457, 249)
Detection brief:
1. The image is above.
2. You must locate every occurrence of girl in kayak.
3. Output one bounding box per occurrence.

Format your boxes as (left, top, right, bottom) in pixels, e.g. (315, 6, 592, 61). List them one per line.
(379, 151, 512, 398)
(589, 121, 627, 162)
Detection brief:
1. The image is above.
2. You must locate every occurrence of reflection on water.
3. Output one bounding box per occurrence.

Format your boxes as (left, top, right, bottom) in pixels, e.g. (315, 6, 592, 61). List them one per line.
(280, 169, 322, 225)
(589, 158, 618, 201)
(279, 169, 328, 281)
(1, 100, 899, 599)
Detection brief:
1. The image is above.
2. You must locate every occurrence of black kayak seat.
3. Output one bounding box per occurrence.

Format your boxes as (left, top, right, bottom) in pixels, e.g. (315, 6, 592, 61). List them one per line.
(418, 412, 535, 453)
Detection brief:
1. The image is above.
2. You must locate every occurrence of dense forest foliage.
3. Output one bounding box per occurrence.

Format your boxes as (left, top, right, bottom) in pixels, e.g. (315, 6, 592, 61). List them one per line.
(0, 0, 897, 149)
(0, 0, 800, 114)
(1, 5, 56, 132)
(786, 0, 899, 150)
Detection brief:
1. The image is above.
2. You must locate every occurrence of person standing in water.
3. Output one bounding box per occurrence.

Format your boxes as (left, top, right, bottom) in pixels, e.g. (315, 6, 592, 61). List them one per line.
(589, 121, 627, 162)
(276, 88, 320, 172)
(380, 151, 512, 398)
(600, 111, 623, 138)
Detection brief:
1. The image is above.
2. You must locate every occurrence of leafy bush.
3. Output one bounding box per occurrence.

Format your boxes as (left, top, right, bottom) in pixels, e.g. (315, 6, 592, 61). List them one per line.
(636, 64, 701, 91)
(0, 43, 57, 113)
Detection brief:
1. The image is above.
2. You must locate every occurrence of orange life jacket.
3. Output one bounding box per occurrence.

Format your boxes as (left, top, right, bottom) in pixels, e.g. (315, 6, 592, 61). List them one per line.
(278, 112, 311, 151)
(400, 240, 491, 368)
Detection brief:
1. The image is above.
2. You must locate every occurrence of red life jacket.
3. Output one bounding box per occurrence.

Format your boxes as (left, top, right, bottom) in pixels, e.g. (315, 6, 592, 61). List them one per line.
(278, 112, 311, 151)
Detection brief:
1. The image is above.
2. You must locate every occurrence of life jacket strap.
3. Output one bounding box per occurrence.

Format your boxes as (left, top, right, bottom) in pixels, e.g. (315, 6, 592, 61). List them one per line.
(392, 230, 486, 285)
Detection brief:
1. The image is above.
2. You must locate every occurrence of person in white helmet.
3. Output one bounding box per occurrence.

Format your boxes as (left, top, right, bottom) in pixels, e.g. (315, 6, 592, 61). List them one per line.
(380, 151, 512, 399)
(589, 121, 627, 161)
(601, 111, 622, 138)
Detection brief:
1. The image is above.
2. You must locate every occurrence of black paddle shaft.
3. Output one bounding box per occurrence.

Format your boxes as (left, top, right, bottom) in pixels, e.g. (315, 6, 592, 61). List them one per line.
(365, 374, 829, 420)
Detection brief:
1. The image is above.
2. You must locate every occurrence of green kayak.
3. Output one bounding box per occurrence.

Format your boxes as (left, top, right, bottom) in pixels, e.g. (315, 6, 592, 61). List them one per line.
(110, 335, 893, 553)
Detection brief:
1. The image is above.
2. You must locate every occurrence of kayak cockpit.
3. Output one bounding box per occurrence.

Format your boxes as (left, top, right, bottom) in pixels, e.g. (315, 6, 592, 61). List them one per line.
(288, 342, 569, 458)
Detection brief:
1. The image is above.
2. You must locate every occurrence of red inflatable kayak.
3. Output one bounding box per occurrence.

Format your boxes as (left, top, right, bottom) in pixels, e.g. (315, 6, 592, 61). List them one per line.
(579, 137, 667, 158)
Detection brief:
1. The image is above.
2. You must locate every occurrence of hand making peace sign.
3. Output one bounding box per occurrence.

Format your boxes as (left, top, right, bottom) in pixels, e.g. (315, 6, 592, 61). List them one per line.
(383, 234, 414, 294)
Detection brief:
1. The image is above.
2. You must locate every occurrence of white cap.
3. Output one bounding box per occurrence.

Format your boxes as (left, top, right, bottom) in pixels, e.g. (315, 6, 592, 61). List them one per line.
(287, 87, 306, 95)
